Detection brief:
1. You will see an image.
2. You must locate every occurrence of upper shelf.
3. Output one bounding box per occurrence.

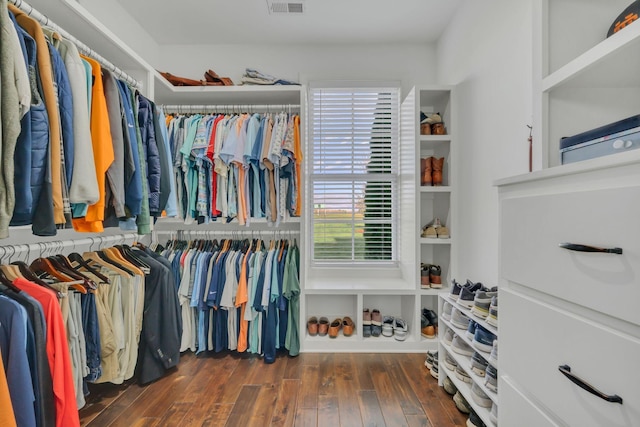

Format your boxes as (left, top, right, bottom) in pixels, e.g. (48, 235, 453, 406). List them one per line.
(153, 71, 303, 105)
(22, 0, 154, 77)
(543, 20, 640, 91)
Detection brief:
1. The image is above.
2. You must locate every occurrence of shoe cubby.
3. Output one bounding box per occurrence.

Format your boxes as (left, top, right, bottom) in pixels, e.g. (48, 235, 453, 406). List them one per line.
(419, 141, 451, 187)
(304, 293, 357, 342)
(419, 245, 451, 291)
(419, 193, 451, 235)
(363, 293, 416, 342)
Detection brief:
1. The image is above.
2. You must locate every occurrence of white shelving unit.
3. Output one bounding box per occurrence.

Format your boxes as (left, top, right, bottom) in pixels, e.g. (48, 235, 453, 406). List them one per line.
(438, 294, 497, 427)
(535, 0, 640, 168)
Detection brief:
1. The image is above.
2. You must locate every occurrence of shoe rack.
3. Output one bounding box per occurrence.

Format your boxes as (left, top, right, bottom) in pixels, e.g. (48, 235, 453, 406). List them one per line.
(438, 294, 498, 427)
(416, 87, 456, 323)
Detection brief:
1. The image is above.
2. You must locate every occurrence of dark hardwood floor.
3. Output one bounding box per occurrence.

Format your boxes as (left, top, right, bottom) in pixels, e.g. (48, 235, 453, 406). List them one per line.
(79, 352, 467, 427)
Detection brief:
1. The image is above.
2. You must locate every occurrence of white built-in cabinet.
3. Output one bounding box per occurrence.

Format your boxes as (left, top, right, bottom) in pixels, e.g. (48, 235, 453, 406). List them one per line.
(497, 2, 640, 425)
(534, 0, 640, 168)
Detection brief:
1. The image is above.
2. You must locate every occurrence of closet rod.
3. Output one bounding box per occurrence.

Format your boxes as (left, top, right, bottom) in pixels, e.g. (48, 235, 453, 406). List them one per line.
(162, 104, 301, 113)
(0, 233, 139, 262)
(8, 0, 141, 89)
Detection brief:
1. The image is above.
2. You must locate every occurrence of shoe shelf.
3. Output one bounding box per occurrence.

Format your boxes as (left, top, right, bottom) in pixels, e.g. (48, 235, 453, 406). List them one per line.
(419, 238, 451, 245)
(440, 341, 497, 404)
(418, 288, 448, 296)
(420, 186, 452, 193)
(438, 293, 498, 427)
(442, 295, 498, 337)
(420, 135, 452, 143)
(439, 362, 496, 427)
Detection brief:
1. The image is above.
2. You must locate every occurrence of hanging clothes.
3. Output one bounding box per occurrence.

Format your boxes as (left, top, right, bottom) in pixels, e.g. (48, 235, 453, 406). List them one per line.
(161, 236, 300, 362)
(165, 110, 302, 225)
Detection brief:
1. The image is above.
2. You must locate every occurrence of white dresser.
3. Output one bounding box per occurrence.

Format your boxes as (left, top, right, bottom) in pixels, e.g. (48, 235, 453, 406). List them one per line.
(496, 151, 640, 427)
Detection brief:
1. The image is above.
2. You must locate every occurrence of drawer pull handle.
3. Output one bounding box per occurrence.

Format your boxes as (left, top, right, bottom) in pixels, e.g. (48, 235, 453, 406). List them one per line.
(559, 243, 622, 255)
(558, 365, 623, 404)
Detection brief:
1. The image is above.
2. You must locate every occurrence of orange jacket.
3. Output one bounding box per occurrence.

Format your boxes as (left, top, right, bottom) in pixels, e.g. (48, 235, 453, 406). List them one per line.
(72, 56, 114, 232)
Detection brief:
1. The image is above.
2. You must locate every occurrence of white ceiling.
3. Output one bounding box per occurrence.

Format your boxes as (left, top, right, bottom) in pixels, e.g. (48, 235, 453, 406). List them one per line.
(115, 0, 462, 45)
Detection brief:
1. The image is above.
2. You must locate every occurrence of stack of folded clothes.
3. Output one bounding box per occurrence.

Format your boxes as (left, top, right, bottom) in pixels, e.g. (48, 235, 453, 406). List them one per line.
(240, 68, 300, 85)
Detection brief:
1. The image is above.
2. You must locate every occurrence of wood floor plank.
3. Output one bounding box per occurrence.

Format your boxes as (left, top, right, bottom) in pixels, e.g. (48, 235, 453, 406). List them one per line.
(317, 395, 340, 426)
(318, 352, 336, 396)
(406, 413, 431, 427)
(335, 376, 364, 426)
(400, 353, 464, 427)
(155, 401, 192, 427)
(224, 384, 262, 427)
(248, 383, 279, 425)
(358, 390, 386, 427)
(370, 370, 410, 427)
(246, 355, 286, 385)
(298, 364, 320, 408)
(383, 354, 427, 416)
(270, 379, 300, 427)
(200, 404, 234, 427)
(282, 354, 304, 379)
(130, 418, 161, 427)
(294, 407, 317, 427)
(351, 353, 375, 391)
(216, 355, 259, 404)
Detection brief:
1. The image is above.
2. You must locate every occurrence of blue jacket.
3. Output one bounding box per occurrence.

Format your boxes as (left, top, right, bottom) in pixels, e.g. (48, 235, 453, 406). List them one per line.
(48, 41, 74, 187)
(137, 94, 161, 216)
(117, 80, 143, 217)
(9, 12, 55, 237)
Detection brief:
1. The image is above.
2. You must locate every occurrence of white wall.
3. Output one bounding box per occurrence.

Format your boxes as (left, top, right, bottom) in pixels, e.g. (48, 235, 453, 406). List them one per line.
(156, 43, 436, 97)
(78, 0, 160, 65)
(437, 0, 534, 286)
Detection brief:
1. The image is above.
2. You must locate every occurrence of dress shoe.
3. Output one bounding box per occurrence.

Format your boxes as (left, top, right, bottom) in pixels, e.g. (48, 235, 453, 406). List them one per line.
(307, 316, 318, 336)
(329, 318, 342, 338)
(342, 317, 355, 337)
(318, 317, 329, 336)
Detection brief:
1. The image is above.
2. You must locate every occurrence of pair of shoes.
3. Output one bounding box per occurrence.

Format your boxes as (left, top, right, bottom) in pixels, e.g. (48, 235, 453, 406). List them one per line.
(488, 339, 498, 367)
(308, 316, 330, 336)
(442, 302, 453, 321)
(485, 363, 498, 393)
(382, 316, 394, 337)
(455, 365, 472, 383)
(430, 351, 439, 379)
(451, 279, 490, 303)
(453, 390, 472, 414)
(467, 409, 487, 427)
(452, 334, 474, 357)
(473, 324, 497, 353)
(471, 382, 492, 408)
(471, 290, 498, 320)
(421, 218, 450, 239)
(443, 350, 457, 371)
(159, 70, 234, 87)
(203, 69, 234, 86)
(420, 113, 446, 135)
(443, 327, 454, 345)
(393, 318, 408, 341)
(425, 350, 437, 369)
(451, 308, 471, 330)
(421, 308, 438, 338)
(486, 296, 498, 327)
(443, 376, 457, 395)
(420, 157, 445, 186)
(328, 316, 355, 338)
(420, 264, 442, 288)
(471, 351, 489, 377)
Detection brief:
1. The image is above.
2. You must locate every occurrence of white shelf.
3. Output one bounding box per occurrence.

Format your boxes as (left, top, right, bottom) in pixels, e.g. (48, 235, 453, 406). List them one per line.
(420, 135, 452, 143)
(420, 186, 452, 193)
(441, 342, 497, 404)
(543, 21, 640, 91)
(154, 71, 304, 105)
(419, 288, 449, 295)
(440, 363, 496, 427)
(419, 238, 452, 245)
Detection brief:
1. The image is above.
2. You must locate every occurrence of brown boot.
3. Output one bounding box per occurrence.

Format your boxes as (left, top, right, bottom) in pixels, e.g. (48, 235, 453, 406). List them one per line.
(421, 157, 433, 186)
(432, 157, 444, 186)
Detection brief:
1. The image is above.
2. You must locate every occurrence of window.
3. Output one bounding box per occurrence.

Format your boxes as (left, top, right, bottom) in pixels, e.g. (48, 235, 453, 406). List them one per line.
(309, 86, 399, 264)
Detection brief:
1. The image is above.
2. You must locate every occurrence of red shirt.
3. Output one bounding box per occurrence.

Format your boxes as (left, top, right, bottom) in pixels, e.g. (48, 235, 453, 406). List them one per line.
(14, 278, 80, 427)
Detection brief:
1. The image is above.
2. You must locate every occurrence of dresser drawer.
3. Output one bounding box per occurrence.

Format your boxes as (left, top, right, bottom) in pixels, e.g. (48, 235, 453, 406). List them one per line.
(501, 289, 640, 427)
(501, 185, 640, 325)
(500, 376, 559, 427)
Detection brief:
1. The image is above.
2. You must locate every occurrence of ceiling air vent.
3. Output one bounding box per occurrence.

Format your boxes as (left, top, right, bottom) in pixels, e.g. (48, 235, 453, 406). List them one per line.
(266, 0, 305, 14)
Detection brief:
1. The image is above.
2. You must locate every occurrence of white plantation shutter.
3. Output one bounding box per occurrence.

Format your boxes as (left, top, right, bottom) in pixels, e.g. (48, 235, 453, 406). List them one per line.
(309, 87, 399, 263)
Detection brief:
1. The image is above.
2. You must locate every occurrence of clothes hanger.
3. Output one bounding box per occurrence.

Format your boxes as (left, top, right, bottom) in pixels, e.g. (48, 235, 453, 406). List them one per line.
(68, 253, 111, 284)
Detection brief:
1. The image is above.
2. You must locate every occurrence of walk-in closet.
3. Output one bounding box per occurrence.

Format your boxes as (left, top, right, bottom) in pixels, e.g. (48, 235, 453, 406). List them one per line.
(0, 0, 638, 426)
